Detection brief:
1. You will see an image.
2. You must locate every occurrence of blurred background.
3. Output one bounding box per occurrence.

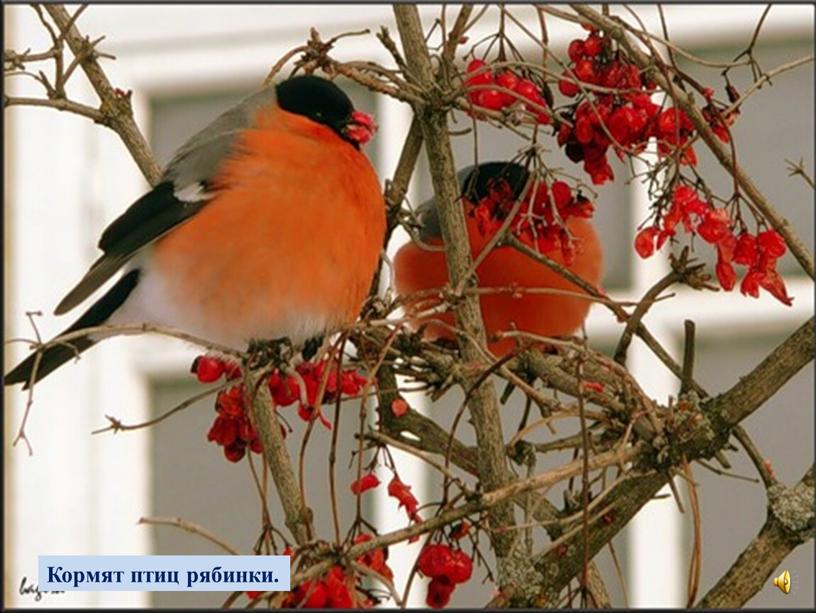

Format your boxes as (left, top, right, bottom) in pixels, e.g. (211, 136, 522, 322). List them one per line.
(4, 4, 813, 608)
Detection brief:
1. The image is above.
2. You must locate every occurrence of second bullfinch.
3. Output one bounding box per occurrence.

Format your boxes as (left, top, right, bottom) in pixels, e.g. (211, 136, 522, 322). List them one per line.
(393, 161, 603, 356)
(6, 75, 385, 388)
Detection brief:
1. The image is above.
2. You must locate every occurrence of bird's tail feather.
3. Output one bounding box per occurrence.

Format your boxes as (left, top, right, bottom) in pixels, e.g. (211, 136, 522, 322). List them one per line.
(5, 269, 141, 389)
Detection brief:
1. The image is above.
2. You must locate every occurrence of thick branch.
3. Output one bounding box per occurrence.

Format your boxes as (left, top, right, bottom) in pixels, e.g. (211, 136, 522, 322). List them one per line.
(696, 465, 814, 608)
(525, 316, 815, 603)
(706, 317, 814, 427)
(392, 5, 517, 562)
(244, 368, 312, 545)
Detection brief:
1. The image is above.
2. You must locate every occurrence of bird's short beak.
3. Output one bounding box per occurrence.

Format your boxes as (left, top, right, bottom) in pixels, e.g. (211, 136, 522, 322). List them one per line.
(344, 110, 377, 146)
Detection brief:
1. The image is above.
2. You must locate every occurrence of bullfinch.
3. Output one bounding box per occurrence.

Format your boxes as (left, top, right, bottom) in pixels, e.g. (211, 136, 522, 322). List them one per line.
(6, 75, 385, 388)
(393, 161, 603, 356)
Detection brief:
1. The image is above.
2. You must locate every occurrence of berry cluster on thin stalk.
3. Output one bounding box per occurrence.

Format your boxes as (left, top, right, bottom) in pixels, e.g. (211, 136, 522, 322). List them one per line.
(459, 20, 795, 307)
(192, 355, 368, 462)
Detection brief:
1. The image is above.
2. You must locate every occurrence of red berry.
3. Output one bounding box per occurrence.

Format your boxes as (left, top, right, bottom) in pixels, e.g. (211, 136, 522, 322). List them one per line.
(476, 89, 504, 110)
(716, 257, 737, 291)
(740, 269, 764, 298)
(551, 180, 572, 210)
(296, 580, 328, 608)
(268, 371, 300, 407)
(697, 208, 731, 244)
(350, 473, 380, 495)
(466, 58, 486, 74)
(657, 108, 678, 135)
(238, 420, 256, 442)
(734, 232, 758, 266)
(757, 229, 786, 259)
(447, 549, 473, 584)
(426, 577, 455, 609)
(417, 544, 453, 578)
(608, 105, 637, 145)
(758, 269, 793, 306)
(496, 71, 519, 106)
(324, 567, 352, 608)
(207, 415, 238, 446)
(224, 441, 246, 463)
(574, 59, 596, 83)
(391, 398, 409, 417)
(634, 226, 659, 258)
(567, 39, 586, 62)
(716, 233, 737, 264)
(583, 35, 604, 57)
(514, 79, 539, 101)
(558, 72, 580, 97)
(575, 117, 594, 144)
(465, 59, 493, 86)
(194, 356, 224, 383)
(216, 386, 244, 418)
(388, 476, 419, 518)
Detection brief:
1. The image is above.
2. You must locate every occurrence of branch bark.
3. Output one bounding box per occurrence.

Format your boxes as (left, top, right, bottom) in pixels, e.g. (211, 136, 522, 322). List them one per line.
(522, 316, 815, 604)
(696, 465, 815, 608)
(244, 368, 313, 546)
(392, 5, 519, 573)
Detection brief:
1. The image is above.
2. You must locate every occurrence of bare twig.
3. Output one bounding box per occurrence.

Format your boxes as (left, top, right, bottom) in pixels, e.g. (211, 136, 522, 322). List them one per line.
(43, 4, 161, 184)
(138, 516, 241, 555)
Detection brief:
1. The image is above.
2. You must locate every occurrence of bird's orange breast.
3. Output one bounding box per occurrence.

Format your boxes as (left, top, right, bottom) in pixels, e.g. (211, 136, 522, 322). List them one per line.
(150, 108, 385, 347)
(393, 217, 603, 355)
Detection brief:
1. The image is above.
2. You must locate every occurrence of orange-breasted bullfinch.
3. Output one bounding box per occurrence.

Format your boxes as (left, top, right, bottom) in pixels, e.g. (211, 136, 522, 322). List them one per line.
(6, 75, 385, 388)
(393, 161, 603, 356)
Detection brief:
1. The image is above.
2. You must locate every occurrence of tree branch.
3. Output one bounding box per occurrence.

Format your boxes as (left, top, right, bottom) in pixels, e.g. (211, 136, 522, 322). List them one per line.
(695, 464, 814, 608)
(392, 5, 518, 571)
(523, 316, 815, 604)
(244, 367, 313, 545)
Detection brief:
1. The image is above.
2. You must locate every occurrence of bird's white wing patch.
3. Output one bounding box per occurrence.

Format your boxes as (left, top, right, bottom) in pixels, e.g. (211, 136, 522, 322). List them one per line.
(174, 182, 213, 203)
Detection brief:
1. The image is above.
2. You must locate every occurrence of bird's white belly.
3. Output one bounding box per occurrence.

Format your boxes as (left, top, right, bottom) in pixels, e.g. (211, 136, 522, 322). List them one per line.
(106, 255, 331, 350)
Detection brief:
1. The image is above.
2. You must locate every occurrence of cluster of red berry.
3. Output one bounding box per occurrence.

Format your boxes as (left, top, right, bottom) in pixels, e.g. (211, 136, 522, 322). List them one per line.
(272, 359, 368, 428)
(635, 185, 792, 304)
(353, 533, 394, 582)
(556, 27, 702, 184)
(281, 566, 359, 608)
(465, 59, 552, 124)
(469, 174, 593, 265)
(417, 543, 474, 608)
(206, 382, 262, 463)
(192, 355, 369, 462)
(259, 537, 391, 608)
